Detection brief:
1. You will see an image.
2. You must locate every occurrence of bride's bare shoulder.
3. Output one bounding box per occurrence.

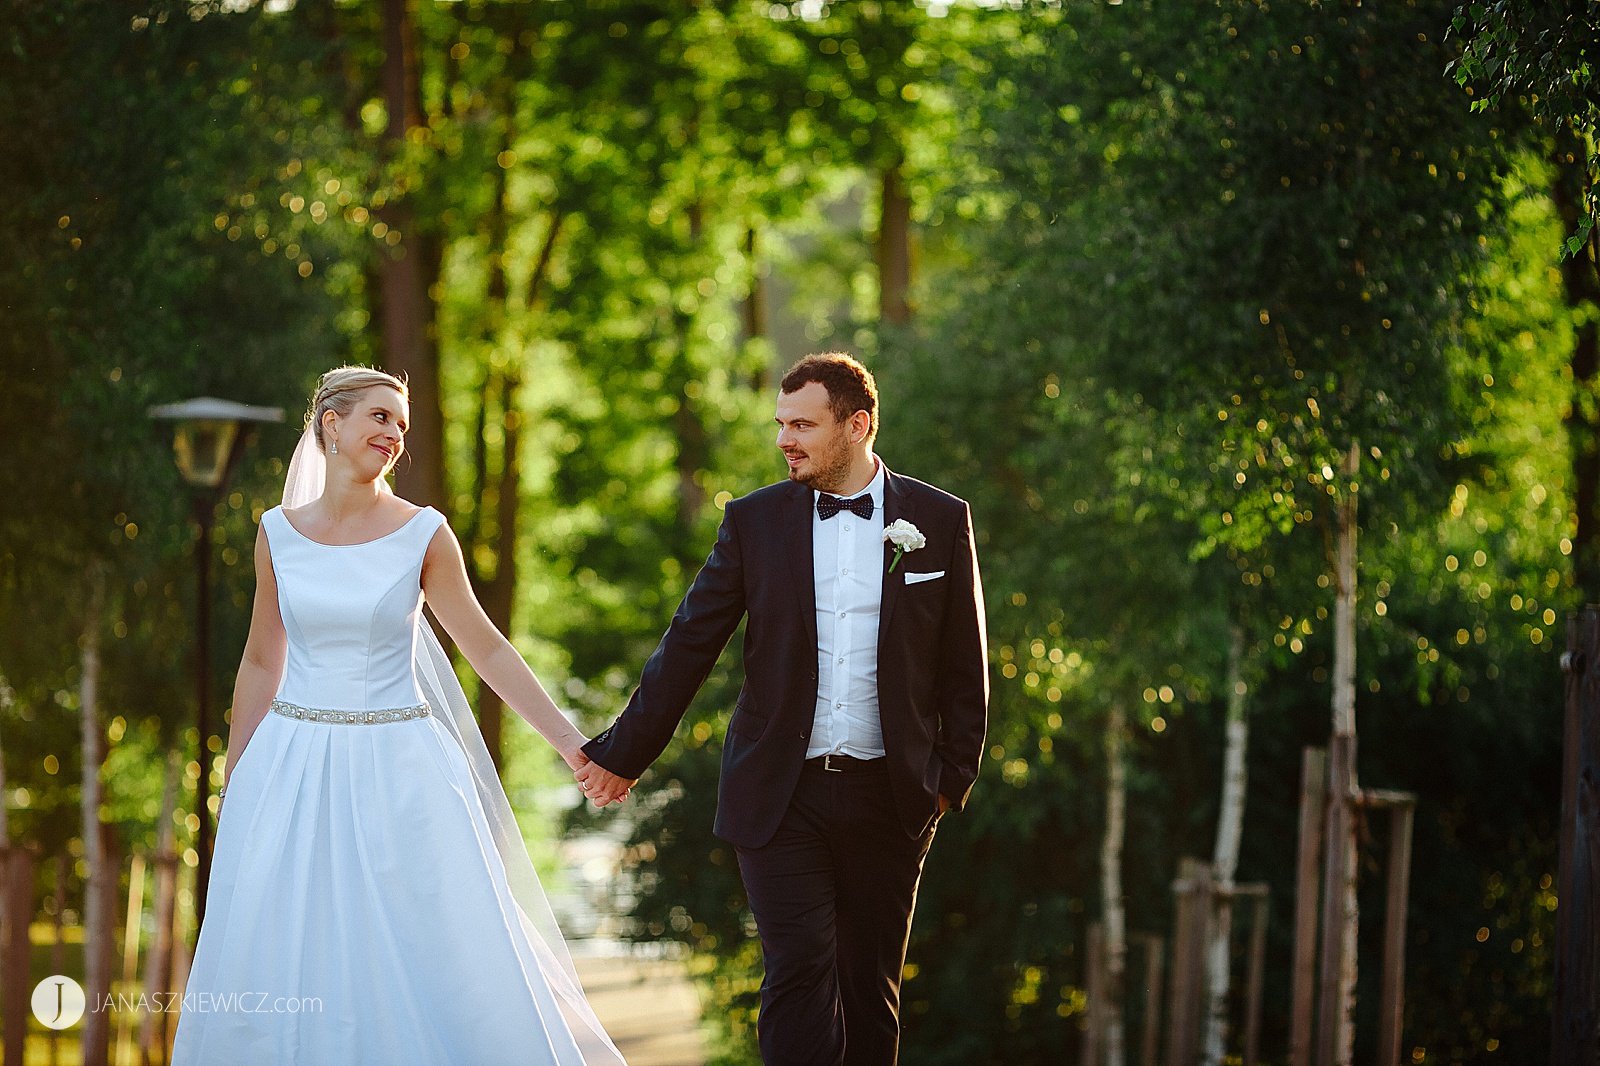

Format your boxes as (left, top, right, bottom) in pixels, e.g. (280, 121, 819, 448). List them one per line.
(382, 495, 426, 523)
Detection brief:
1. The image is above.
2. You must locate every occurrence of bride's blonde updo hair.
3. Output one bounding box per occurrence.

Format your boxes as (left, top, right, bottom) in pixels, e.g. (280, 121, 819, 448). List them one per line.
(307, 366, 408, 452)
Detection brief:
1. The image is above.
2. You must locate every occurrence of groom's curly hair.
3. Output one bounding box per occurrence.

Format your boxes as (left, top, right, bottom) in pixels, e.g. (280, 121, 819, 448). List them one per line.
(780, 352, 879, 442)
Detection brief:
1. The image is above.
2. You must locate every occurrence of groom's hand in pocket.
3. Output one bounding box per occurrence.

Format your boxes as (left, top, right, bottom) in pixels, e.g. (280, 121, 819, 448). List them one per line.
(575, 758, 637, 807)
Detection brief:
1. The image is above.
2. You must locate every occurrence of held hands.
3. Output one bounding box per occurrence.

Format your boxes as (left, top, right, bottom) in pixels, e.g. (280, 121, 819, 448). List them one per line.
(572, 751, 638, 807)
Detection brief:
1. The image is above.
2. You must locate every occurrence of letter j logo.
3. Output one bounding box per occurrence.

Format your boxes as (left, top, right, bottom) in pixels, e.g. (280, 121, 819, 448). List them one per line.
(31, 975, 86, 1029)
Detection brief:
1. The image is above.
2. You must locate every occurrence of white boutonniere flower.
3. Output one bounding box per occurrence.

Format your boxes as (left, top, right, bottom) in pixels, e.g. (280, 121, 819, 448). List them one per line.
(883, 519, 926, 574)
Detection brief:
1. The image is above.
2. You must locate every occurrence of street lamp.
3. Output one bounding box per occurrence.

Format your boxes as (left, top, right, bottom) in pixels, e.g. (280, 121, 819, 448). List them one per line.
(148, 397, 282, 926)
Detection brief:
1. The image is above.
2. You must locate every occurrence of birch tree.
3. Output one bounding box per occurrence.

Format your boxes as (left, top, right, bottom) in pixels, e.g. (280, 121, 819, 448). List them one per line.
(1199, 626, 1249, 1065)
(79, 566, 110, 1066)
(889, 1, 1512, 1060)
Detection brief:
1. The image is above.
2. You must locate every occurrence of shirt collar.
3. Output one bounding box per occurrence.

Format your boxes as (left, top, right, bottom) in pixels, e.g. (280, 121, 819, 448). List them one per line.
(814, 454, 885, 513)
(861, 454, 885, 508)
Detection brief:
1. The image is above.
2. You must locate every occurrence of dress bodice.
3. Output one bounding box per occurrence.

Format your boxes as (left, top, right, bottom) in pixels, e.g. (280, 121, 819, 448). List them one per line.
(261, 505, 447, 711)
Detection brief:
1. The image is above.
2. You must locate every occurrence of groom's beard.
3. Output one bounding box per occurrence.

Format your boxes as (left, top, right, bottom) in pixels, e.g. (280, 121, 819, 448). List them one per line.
(788, 425, 855, 493)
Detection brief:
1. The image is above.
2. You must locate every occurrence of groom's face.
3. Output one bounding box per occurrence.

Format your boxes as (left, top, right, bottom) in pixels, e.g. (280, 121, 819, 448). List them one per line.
(775, 382, 855, 492)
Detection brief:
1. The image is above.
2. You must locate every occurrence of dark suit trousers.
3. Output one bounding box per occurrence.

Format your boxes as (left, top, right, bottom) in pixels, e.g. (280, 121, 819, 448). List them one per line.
(735, 760, 937, 1066)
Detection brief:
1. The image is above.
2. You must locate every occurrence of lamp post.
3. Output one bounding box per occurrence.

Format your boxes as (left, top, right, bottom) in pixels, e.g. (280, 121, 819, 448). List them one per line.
(148, 397, 282, 925)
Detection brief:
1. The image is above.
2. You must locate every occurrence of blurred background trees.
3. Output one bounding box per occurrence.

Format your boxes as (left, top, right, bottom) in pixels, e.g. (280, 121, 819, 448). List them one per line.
(0, 1, 1577, 1064)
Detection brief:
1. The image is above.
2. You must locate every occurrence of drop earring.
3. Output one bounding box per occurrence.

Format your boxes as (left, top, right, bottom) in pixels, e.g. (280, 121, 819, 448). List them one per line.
(331, 441, 339, 455)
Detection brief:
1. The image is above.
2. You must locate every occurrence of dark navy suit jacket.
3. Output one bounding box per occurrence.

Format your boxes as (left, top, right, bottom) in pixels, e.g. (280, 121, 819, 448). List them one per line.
(582, 467, 989, 849)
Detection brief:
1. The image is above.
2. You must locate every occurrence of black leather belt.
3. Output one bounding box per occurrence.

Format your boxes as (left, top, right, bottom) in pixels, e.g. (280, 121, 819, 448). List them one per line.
(805, 753, 886, 774)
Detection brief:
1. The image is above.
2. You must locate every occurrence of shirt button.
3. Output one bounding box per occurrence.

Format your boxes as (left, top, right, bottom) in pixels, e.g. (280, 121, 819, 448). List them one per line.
(842, 568, 849, 576)
(836, 702, 842, 709)
(844, 524, 853, 532)
(837, 657, 844, 664)
(838, 610, 846, 617)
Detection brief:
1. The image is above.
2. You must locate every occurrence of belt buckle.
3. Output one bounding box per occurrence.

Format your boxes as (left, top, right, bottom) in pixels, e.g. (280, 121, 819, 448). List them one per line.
(823, 753, 844, 773)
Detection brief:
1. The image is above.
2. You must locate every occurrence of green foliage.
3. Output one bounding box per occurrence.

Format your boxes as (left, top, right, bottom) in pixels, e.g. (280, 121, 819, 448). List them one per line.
(0, 3, 1578, 1063)
(1448, 0, 1598, 128)
(0, 0, 362, 872)
(1449, 0, 1600, 251)
(871, 1, 1560, 1061)
(574, 2, 1569, 1060)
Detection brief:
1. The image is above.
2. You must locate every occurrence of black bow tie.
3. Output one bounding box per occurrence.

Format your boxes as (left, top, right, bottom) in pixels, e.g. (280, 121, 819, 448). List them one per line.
(817, 494, 874, 521)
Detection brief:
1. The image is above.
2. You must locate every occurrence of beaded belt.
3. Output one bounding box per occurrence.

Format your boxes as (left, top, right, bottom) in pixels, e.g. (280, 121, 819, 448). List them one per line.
(270, 698, 431, 725)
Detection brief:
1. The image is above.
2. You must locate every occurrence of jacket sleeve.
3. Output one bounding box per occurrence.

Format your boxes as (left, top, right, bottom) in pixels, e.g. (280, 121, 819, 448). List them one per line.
(934, 501, 989, 810)
(581, 504, 749, 778)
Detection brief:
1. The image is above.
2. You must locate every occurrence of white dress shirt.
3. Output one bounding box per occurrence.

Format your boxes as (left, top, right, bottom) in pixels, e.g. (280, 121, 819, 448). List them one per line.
(807, 458, 887, 760)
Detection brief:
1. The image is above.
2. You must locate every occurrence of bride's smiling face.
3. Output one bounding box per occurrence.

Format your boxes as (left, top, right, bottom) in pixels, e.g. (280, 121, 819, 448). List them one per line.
(327, 385, 409, 477)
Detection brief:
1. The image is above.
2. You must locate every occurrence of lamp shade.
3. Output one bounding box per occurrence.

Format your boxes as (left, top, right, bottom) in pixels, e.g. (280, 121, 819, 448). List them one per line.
(149, 397, 284, 489)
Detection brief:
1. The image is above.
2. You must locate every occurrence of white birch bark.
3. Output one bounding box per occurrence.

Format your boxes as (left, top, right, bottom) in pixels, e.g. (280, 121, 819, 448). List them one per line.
(1329, 442, 1361, 1066)
(1200, 625, 1250, 1066)
(1100, 699, 1129, 1066)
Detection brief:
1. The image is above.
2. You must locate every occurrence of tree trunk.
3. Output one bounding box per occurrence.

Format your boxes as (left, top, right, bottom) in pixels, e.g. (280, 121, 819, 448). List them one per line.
(1553, 128, 1600, 601)
(0, 703, 8, 847)
(140, 751, 181, 1063)
(50, 853, 66, 1062)
(526, 209, 565, 313)
(468, 110, 516, 771)
(116, 853, 144, 1063)
(475, 371, 523, 770)
(1, 845, 31, 1066)
(0, 706, 8, 1062)
(1100, 699, 1129, 1066)
(877, 152, 912, 325)
(1331, 445, 1359, 742)
(742, 226, 768, 339)
(80, 565, 110, 1066)
(1554, 610, 1600, 1066)
(673, 342, 709, 549)
(379, 0, 446, 511)
(470, 204, 564, 770)
(741, 227, 773, 390)
(466, 198, 565, 769)
(1316, 443, 1361, 1066)
(1200, 625, 1250, 1066)
(2, 729, 30, 1066)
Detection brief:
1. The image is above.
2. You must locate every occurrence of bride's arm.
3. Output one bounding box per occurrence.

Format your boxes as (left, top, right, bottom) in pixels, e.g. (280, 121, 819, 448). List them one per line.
(421, 522, 588, 768)
(224, 525, 287, 781)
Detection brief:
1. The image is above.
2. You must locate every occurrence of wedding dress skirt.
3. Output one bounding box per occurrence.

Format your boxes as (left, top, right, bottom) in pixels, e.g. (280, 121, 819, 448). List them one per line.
(173, 506, 623, 1065)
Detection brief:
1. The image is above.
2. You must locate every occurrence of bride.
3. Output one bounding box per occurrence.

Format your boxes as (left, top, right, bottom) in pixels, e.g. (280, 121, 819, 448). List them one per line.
(173, 367, 627, 1065)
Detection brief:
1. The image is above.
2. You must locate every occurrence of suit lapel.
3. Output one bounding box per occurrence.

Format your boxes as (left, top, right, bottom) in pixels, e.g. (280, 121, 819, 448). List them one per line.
(783, 481, 819, 651)
(878, 467, 914, 643)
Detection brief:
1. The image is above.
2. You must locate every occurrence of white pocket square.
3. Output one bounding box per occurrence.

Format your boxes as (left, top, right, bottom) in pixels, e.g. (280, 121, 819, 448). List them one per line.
(904, 570, 945, 585)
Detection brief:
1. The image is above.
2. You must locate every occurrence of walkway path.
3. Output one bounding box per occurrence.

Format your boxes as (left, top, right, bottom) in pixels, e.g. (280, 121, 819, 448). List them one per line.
(574, 948, 708, 1066)
(558, 813, 709, 1066)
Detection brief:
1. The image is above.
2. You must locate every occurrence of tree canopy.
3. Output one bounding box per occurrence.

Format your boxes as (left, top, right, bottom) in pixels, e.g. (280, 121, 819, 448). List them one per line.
(0, 2, 1578, 1064)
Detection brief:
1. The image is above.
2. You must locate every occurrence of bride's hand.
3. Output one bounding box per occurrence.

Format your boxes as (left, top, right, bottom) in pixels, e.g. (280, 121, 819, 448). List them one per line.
(575, 759, 636, 807)
(562, 746, 592, 774)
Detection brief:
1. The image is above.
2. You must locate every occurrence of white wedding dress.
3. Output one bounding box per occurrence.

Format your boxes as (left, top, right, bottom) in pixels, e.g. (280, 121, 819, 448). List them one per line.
(173, 505, 624, 1066)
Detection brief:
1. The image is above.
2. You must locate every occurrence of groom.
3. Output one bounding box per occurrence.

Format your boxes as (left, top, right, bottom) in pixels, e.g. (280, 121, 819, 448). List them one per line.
(575, 352, 989, 1066)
